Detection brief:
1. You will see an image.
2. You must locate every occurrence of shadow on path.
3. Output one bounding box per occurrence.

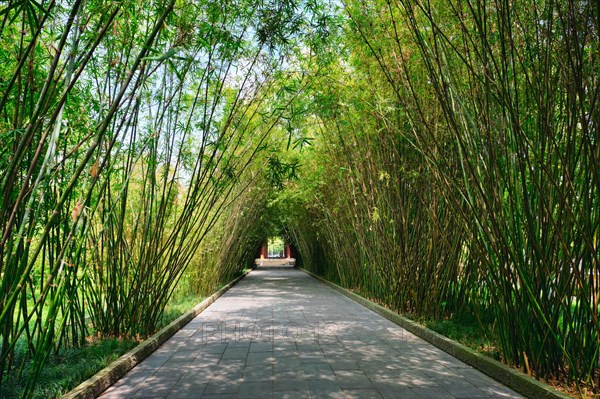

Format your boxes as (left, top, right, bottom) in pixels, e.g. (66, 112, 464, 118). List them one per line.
(100, 267, 523, 399)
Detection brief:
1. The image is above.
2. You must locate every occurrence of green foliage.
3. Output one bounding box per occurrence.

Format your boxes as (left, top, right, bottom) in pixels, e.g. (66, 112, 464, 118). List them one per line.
(281, 0, 599, 395)
(0, 0, 330, 396)
(1, 337, 137, 399)
(425, 314, 500, 360)
(1, 0, 597, 396)
(0, 291, 204, 398)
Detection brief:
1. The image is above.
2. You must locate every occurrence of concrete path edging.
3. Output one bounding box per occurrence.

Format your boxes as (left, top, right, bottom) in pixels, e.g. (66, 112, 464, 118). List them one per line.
(299, 267, 572, 399)
(62, 269, 252, 399)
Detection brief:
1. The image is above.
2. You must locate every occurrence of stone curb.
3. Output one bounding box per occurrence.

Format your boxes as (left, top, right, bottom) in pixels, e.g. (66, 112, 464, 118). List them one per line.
(299, 268, 572, 399)
(62, 269, 252, 399)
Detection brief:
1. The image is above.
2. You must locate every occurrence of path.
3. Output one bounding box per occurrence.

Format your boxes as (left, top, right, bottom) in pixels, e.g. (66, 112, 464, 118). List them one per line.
(99, 266, 523, 399)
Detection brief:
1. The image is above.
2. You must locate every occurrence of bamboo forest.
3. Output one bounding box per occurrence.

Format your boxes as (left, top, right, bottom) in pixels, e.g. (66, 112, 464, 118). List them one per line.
(0, 0, 598, 397)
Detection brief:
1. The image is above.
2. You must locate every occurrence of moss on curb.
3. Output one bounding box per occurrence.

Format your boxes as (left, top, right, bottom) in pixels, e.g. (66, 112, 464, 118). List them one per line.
(62, 270, 252, 399)
(299, 268, 572, 399)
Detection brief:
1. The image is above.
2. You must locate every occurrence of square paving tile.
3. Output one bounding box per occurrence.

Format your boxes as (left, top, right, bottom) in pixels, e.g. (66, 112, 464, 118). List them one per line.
(243, 364, 274, 381)
(221, 347, 249, 359)
(334, 370, 374, 389)
(344, 388, 384, 399)
(302, 361, 335, 379)
(238, 380, 273, 398)
(273, 378, 309, 392)
(272, 391, 307, 399)
(166, 381, 207, 398)
(250, 341, 274, 352)
(203, 379, 241, 395)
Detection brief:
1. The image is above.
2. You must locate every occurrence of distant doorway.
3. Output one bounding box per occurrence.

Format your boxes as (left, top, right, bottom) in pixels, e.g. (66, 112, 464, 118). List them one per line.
(255, 236, 297, 267)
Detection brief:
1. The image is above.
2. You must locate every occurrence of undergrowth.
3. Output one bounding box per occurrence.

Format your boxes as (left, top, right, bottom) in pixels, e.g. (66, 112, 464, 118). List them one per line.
(1, 293, 204, 399)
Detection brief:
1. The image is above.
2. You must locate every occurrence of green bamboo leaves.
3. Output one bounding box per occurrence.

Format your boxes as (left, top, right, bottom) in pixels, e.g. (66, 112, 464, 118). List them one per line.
(0, 0, 322, 396)
(2, 0, 596, 396)
(285, 0, 599, 395)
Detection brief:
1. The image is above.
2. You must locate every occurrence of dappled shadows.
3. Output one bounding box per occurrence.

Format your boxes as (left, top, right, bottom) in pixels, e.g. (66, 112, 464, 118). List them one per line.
(101, 268, 523, 399)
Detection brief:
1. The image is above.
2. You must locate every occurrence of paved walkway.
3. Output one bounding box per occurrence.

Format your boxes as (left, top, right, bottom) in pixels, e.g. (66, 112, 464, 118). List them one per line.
(100, 267, 523, 399)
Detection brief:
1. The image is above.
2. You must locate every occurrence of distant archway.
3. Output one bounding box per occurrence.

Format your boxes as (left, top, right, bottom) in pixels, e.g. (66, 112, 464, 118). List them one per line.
(255, 236, 297, 267)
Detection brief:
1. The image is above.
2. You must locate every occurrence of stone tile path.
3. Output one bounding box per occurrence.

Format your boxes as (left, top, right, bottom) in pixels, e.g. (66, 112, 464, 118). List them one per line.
(99, 266, 523, 399)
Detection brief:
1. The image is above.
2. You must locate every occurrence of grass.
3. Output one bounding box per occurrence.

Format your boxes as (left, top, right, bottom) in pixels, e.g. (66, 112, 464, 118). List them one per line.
(157, 293, 206, 330)
(416, 312, 590, 398)
(0, 338, 138, 399)
(423, 313, 502, 361)
(1, 292, 205, 399)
